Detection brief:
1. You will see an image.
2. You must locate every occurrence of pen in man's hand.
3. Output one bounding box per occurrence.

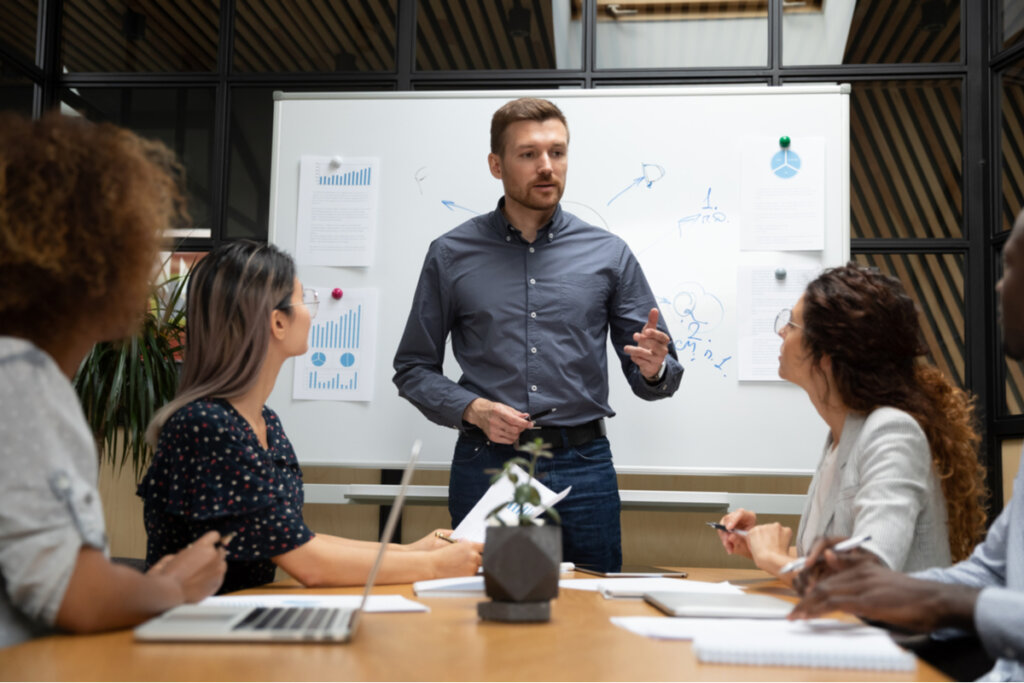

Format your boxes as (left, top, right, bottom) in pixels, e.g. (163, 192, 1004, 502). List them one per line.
(435, 531, 457, 544)
(779, 534, 872, 574)
(528, 407, 557, 422)
(214, 531, 236, 550)
(705, 521, 749, 537)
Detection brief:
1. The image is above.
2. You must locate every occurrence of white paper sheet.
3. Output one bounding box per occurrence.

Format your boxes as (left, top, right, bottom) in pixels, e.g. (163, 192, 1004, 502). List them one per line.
(414, 564, 576, 597)
(560, 578, 744, 598)
(740, 137, 826, 251)
(413, 576, 486, 597)
(295, 155, 380, 266)
(292, 287, 377, 401)
(736, 266, 818, 381)
(449, 465, 571, 544)
(200, 593, 427, 613)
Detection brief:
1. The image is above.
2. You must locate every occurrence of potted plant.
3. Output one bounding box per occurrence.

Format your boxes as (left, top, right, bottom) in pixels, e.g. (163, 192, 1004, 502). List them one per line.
(478, 438, 563, 623)
(73, 268, 189, 478)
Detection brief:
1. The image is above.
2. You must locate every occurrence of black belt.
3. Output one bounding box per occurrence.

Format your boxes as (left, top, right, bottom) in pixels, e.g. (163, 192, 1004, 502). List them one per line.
(462, 419, 606, 448)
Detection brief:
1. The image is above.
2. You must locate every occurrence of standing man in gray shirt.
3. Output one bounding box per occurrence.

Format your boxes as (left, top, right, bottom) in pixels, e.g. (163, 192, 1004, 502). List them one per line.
(393, 97, 683, 571)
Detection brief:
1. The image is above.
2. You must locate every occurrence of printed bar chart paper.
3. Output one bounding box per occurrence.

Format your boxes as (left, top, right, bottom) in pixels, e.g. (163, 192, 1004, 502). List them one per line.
(293, 287, 378, 402)
(295, 155, 380, 266)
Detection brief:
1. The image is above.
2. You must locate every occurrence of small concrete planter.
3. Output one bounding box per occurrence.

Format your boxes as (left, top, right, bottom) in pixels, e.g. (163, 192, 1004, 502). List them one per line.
(478, 524, 562, 623)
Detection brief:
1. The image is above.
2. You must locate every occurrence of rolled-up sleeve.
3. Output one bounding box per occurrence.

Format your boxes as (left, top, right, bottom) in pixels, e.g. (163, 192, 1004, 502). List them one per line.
(0, 355, 106, 632)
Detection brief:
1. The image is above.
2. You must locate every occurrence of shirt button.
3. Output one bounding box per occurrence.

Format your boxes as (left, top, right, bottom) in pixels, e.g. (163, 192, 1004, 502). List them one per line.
(506, 235, 511, 242)
(529, 247, 535, 253)
(531, 347, 537, 354)
(530, 311, 537, 318)
(531, 385, 538, 392)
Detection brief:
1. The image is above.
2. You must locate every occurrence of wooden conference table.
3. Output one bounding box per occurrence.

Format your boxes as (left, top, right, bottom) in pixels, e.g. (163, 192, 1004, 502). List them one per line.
(0, 568, 948, 681)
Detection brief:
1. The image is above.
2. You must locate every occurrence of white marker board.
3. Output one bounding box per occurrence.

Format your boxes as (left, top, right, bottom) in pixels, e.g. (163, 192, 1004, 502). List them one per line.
(268, 85, 849, 474)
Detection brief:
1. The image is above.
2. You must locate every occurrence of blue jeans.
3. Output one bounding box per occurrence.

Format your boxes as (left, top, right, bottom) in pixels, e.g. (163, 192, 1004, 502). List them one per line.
(449, 434, 623, 572)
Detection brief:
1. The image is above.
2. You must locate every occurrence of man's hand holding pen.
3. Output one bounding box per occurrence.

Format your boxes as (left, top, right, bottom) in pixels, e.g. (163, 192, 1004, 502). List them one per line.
(462, 399, 558, 445)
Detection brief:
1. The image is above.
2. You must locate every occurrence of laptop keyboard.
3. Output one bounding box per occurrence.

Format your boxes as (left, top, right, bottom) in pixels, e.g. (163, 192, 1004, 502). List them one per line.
(233, 607, 345, 632)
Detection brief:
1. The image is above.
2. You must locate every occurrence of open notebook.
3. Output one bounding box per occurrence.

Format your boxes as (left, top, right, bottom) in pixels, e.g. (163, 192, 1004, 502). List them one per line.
(692, 620, 917, 671)
(134, 440, 422, 643)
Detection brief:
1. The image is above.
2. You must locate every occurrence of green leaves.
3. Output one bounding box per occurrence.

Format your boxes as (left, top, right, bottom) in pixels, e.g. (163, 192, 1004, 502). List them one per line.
(73, 271, 189, 479)
(484, 437, 561, 526)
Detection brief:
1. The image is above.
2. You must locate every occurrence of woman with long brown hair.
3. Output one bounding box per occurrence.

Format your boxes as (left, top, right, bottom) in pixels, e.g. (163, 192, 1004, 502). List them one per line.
(139, 241, 481, 593)
(716, 264, 987, 580)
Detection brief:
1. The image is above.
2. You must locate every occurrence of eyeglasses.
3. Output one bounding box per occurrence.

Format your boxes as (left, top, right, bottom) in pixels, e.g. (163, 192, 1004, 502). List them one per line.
(279, 288, 319, 319)
(774, 308, 803, 335)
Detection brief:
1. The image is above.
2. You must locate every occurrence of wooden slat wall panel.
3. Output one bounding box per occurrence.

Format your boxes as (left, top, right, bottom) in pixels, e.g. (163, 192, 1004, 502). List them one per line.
(416, 0, 556, 71)
(61, 0, 219, 72)
(843, 0, 959, 64)
(849, 80, 962, 240)
(853, 253, 965, 389)
(1006, 356, 1024, 415)
(0, 0, 38, 65)
(1001, 67, 1024, 234)
(233, 0, 396, 72)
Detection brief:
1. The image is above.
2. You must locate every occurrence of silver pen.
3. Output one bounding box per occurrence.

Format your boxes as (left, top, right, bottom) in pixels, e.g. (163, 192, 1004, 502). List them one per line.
(779, 534, 872, 574)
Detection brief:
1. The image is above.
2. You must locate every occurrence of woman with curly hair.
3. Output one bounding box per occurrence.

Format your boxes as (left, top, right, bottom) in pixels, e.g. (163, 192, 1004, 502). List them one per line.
(715, 264, 987, 581)
(0, 112, 226, 647)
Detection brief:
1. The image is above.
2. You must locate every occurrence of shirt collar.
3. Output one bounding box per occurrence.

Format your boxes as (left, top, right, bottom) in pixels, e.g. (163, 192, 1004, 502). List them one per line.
(491, 197, 566, 243)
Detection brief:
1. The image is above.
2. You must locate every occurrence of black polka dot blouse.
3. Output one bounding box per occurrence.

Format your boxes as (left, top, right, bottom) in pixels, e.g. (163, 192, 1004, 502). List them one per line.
(137, 398, 314, 594)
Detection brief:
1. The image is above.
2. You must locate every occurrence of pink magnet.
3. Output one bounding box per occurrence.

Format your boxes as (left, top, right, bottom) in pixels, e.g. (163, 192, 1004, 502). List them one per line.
(331, 288, 344, 300)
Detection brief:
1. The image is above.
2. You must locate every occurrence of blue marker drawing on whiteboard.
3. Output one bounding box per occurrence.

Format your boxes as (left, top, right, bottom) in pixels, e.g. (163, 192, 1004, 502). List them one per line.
(441, 200, 481, 215)
(414, 167, 428, 194)
(771, 148, 801, 179)
(678, 187, 728, 234)
(663, 284, 731, 377)
(607, 163, 665, 206)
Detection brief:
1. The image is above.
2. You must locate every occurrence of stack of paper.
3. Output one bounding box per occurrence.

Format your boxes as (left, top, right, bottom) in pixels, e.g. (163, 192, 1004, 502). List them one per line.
(412, 576, 485, 597)
(612, 617, 916, 671)
(561, 577, 743, 599)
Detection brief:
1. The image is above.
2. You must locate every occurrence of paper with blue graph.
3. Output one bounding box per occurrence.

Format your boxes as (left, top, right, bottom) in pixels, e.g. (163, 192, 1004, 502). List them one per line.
(450, 464, 571, 544)
(292, 287, 378, 402)
(295, 155, 380, 266)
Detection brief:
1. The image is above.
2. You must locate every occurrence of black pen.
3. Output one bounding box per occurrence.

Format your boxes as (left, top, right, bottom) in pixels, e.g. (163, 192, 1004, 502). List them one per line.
(705, 521, 749, 537)
(528, 407, 557, 422)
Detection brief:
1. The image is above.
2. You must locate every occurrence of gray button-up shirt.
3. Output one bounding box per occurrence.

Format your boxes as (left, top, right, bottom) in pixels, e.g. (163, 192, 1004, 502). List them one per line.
(393, 200, 682, 429)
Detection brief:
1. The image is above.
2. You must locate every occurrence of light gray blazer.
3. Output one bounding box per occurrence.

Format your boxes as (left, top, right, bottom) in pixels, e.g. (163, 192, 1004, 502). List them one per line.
(795, 407, 952, 572)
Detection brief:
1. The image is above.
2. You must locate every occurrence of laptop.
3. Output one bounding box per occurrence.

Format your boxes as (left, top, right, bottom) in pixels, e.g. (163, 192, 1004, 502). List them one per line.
(643, 591, 794, 619)
(134, 440, 422, 643)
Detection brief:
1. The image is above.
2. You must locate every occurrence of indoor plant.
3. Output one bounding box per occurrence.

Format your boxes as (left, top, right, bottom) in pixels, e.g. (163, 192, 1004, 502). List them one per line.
(73, 268, 189, 478)
(478, 437, 563, 623)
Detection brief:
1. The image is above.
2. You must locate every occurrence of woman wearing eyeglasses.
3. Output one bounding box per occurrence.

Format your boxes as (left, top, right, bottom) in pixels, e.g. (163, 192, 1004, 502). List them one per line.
(139, 241, 482, 593)
(715, 264, 987, 582)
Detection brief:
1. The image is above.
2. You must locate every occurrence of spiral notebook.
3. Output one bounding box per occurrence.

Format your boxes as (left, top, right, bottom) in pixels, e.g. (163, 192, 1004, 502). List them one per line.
(692, 621, 916, 671)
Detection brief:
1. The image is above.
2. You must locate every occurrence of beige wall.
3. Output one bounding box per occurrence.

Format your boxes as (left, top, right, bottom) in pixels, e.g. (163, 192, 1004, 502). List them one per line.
(100, 460, 805, 570)
(1003, 438, 1022, 506)
(102, 440, 1023, 568)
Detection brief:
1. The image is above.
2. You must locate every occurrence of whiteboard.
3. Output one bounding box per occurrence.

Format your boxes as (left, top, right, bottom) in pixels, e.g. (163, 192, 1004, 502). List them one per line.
(268, 86, 849, 475)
